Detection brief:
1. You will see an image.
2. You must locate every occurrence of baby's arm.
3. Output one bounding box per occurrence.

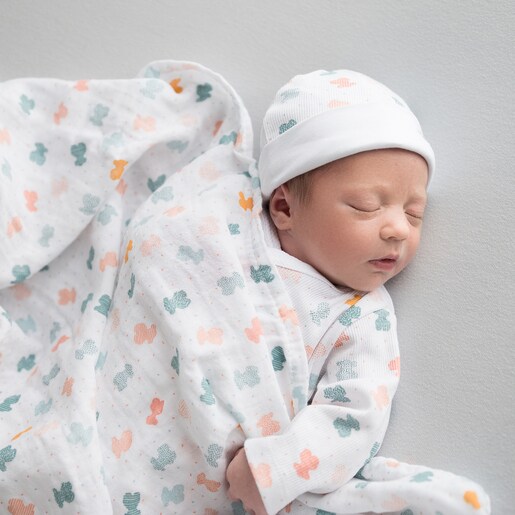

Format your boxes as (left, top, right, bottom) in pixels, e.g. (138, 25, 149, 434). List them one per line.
(242, 303, 400, 514)
(226, 447, 267, 514)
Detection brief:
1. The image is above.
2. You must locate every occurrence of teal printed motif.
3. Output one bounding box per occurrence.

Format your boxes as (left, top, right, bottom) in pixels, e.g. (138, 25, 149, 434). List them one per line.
(196, 83, 212, 102)
(20, 94, 35, 114)
(102, 132, 124, 150)
(113, 364, 134, 391)
(147, 174, 166, 192)
(177, 245, 204, 265)
(250, 265, 274, 283)
(42, 364, 60, 385)
(410, 471, 434, 483)
(35, 399, 52, 415)
(0, 445, 16, 471)
(200, 378, 215, 405)
(162, 485, 185, 506)
(355, 441, 381, 479)
(128, 273, 135, 298)
(400, 510, 414, 515)
(292, 385, 307, 409)
(140, 79, 164, 99)
(123, 492, 141, 515)
(316, 510, 337, 515)
(151, 444, 176, 471)
(333, 414, 360, 438)
(11, 264, 30, 284)
(75, 339, 97, 360)
(90, 104, 109, 126)
(81, 293, 94, 313)
(1, 159, 12, 179)
(234, 366, 260, 389)
(94, 294, 111, 317)
(167, 140, 188, 153)
(66, 422, 93, 447)
(151, 186, 174, 203)
(39, 225, 54, 247)
(95, 351, 107, 371)
(163, 290, 191, 315)
(97, 204, 117, 225)
(374, 309, 391, 331)
(71, 143, 87, 165)
(16, 315, 36, 334)
(338, 305, 361, 326)
(271, 346, 286, 371)
(323, 385, 350, 404)
(0, 395, 21, 412)
(205, 443, 223, 467)
(227, 404, 245, 423)
(355, 482, 367, 489)
(217, 272, 244, 295)
(336, 359, 358, 380)
(280, 89, 300, 103)
(79, 194, 101, 215)
(49, 321, 61, 342)
(310, 302, 330, 326)
(219, 131, 237, 145)
(87, 247, 95, 270)
(228, 223, 240, 235)
(171, 349, 180, 375)
(17, 354, 36, 372)
(279, 119, 297, 134)
(29, 143, 47, 165)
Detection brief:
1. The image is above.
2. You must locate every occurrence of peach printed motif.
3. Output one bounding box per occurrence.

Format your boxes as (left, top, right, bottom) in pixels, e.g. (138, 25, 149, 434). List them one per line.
(58, 288, 76, 305)
(196, 473, 221, 492)
(249, 463, 272, 488)
(112, 430, 132, 458)
(294, 449, 320, 480)
(330, 77, 356, 88)
(133, 115, 156, 132)
(279, 305, 299, 325)
(146, 398, 164, 425)
(24, 191, 38, 212)
(53, 102, 68, 125)
(257, 413, 281, 436)
(140, 234, 161, 256)
(99, 251, 118, 272)
(373, 384, 390, 409)
(197, 326, 223, 345)
(74, 79, 89, 91)
(388, 356, 401, 377)
(134, 323, 157, 344)
(7, 498, 35, 515)
(0, 128, 11, 144)
(244, 317, 263, 343)
(7, 217, 22, 238)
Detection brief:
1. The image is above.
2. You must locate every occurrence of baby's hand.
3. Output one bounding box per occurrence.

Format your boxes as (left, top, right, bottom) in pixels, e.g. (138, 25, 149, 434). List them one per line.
(226, 447, 267, 515)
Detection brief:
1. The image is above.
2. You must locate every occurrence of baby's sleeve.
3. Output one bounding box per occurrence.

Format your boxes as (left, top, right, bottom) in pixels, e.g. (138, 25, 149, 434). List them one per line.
(244, 301, 400, 514)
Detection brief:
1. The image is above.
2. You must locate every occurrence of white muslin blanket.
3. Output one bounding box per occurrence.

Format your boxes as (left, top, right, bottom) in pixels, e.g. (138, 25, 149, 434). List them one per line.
(0, 61, 490, 514)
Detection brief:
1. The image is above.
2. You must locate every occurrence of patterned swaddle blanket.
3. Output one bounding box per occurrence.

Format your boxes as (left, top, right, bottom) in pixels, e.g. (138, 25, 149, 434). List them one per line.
(0, 61, 490, 514)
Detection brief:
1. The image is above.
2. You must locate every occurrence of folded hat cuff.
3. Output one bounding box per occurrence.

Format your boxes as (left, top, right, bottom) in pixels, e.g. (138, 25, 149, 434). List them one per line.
(258, 102, 435, 200)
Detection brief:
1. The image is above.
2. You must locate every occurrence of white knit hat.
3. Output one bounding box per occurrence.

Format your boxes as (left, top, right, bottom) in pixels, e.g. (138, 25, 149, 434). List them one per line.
(258, 69, 435, 199)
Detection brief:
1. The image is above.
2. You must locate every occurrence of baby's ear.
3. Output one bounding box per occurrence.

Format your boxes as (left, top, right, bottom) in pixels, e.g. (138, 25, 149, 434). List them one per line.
(269, 184, 293, 230)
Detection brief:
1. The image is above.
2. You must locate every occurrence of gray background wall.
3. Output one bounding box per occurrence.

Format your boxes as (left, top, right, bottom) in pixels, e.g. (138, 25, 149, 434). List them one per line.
(2, 1, 513, 511)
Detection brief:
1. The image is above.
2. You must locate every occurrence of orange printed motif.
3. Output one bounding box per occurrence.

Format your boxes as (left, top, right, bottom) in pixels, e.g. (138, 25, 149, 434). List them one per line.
(24, 191, 38, 212)
(212, 120, 223, 135)
(249, 463, 272, 488)
(62, 377, 74, 396)
(0, 128, 11, 144)
(124, 240, 133, 263)
(51, 335, 70, 352)
(99, 252, 118, 272)
(257, 413, 281, 436)
(7, 498, 35, 515)
(197, 327, 223, 345)
(464, 490, 481, 509)
(388, 357, 401, 377)
(133, 115, 156, 132)
(238, 192, 253, 211)
(74, 80, 89, 91)
(197, 473, 221, 492)
(279, 305, 299, 325)
(146, 398, 164, 425)
(7, 217, 22, 238)
(11, 426, 32, 442)
(294, 449, 319, 480)
(345, 294, 363, 306)
(140, 234, 161, 256)
(53, 103, 68, 125)
(178, 400, 191, 420)
(134, 323, 157, 344)
(244, 317, 262, 344)
(110, 159, 128, 180)
(112, 430, 132, 458)
(58, 288, 76, 305)
(373, 385, 390, 409)
(330, 77, 355, 88)
(170, 78, 183, 94)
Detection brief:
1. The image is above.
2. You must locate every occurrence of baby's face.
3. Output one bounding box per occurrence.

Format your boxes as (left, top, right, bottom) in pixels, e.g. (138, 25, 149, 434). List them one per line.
(273, 149, 428, 291)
